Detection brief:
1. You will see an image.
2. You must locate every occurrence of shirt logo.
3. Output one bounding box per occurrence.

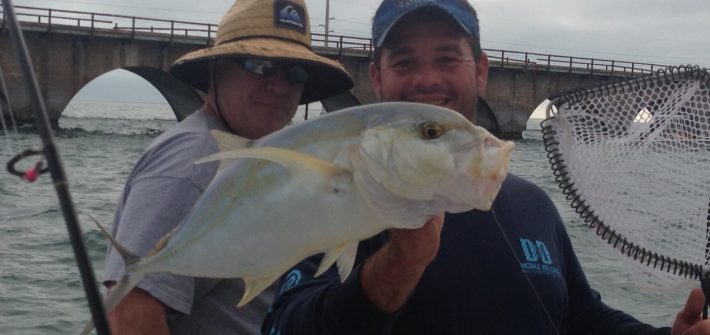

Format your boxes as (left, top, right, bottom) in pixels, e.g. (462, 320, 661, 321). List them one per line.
(274, 0, 306, 33)
(519, 238, 561, 277)
(278, 269, 303, 295)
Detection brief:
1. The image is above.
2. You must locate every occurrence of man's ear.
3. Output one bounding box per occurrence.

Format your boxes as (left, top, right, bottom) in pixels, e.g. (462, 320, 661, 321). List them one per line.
(476, 52, 489, 96)
(369, 61, 382, 101)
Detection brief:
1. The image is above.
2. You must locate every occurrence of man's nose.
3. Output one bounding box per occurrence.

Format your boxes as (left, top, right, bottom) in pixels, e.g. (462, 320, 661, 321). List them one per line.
(412, 64, 443, 88)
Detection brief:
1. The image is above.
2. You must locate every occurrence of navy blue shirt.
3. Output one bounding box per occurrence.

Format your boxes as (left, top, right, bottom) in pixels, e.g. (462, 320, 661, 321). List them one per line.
(263, 175, 670, 335)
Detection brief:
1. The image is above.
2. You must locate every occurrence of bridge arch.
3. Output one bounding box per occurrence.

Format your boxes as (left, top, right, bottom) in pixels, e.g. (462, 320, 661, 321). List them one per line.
(62, 66, 203, 122)
(0, 25, 206, 124)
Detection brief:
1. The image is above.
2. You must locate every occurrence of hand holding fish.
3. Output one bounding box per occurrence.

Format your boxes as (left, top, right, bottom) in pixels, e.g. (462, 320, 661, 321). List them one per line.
(361, 214, 445, 313)
(672, 288, 710, 335)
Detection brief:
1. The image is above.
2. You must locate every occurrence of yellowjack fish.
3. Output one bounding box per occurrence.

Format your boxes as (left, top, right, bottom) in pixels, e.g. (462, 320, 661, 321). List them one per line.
(90, 101, 513, 329)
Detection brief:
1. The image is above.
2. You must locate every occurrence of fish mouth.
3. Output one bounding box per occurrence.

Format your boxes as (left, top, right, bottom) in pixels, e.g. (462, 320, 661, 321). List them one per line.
(478, 136, 514, 178)
(465, 136, 514, 201)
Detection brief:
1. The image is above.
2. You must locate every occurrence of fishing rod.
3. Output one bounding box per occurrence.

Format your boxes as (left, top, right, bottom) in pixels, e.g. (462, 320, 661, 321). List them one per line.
(0, 1, 111, 334)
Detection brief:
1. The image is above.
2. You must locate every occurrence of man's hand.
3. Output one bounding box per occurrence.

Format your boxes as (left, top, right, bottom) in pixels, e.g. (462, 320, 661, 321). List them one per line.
(361, 215, 445, 313)
(107, 286, 171, 335)
(672, 287, 710, 335)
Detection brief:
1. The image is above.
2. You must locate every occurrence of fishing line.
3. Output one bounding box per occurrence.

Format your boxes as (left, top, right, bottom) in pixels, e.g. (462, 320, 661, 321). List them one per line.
(491, 209, 561, 335)
(0, 64, 18, 133)
(0, 64, 18, 152)
(0, 1, 110, 334)
(0, 102, 13, 150)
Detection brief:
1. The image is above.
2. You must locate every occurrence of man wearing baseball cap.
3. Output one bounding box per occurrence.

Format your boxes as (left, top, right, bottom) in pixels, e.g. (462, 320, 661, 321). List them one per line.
(102, 0, 352, 334)
(264, 1, 710, 334)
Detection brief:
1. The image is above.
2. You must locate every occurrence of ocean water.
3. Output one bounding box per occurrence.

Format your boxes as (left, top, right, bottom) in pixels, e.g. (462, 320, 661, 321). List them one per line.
(0, 101, 691, 334)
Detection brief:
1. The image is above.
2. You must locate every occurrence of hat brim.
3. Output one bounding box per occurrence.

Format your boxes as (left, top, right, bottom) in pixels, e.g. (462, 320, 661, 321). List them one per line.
(169, 38, 354, 104)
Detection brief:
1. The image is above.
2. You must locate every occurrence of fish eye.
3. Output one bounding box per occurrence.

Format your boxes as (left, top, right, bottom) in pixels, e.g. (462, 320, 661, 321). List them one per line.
(420, 122, 444, 140)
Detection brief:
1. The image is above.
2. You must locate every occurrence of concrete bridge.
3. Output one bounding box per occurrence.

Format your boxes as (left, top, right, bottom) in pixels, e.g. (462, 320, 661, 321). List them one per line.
(0, 6, 671, 137)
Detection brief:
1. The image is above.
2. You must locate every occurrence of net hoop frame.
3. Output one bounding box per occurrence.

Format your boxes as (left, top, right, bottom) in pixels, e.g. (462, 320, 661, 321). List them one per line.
(540, 65, 710, 280)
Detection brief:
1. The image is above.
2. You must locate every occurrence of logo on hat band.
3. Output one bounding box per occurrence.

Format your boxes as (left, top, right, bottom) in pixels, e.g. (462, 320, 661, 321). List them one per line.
(275, 0, 306, 33)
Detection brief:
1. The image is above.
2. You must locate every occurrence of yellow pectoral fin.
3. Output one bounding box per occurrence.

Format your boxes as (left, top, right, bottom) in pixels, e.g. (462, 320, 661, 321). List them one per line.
(202, 130, 254, 174)
(196, 147, 349, 181)
(211, 130, 253, 152)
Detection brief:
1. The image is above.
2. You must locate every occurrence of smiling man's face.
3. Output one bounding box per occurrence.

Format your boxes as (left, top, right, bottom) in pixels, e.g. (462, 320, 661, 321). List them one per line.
(369, 10, 488, 122)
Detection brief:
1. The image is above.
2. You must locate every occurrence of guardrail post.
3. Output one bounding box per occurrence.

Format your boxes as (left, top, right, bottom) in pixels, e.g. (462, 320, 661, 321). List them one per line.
(500, 50, 505, 68)
(131, 17, 135, 39)
(47, 8, 52, 32)
(90, 13, 95, 37)
(337, 35, 343, 57)
(170, 21, 174, 43)
(590, 58, 594, 75)
(568, 57, 572, 73)
(547, 55, 551, 72)
(206, 24, 212, 45)
(610, 60, 615, 76)
(524, 52, 529, 70)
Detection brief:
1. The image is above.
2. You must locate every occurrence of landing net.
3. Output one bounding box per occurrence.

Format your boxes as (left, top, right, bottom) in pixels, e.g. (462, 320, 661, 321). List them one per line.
(541, 65, 710, 290)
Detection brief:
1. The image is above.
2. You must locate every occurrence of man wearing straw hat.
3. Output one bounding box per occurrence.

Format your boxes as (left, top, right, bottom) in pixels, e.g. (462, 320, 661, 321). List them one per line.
(102, 0, 353, 334)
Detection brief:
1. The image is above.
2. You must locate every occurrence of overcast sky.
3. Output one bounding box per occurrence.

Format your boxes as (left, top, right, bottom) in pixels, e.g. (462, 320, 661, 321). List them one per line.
(9, 0, 710, 102)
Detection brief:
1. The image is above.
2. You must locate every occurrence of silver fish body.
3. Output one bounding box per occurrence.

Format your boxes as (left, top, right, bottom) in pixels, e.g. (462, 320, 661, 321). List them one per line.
(91, 101, 514, 330)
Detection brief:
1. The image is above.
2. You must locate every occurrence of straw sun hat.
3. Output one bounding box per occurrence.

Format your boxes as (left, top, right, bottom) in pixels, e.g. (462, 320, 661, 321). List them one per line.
(169, 0, 354, 104)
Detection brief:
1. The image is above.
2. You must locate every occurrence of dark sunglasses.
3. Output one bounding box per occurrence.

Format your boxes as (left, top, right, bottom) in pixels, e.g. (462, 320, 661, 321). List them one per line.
(237, 58, 309, 84)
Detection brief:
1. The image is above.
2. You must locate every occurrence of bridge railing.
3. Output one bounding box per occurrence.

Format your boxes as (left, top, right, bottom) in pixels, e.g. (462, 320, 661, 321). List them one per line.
(0, 6, 219, 43)
(485, 49, 666, 75)
(1, 5, 670, 75)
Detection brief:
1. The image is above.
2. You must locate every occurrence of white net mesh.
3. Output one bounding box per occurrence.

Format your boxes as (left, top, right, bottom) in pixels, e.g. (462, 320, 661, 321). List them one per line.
(541, 66, 710, 290)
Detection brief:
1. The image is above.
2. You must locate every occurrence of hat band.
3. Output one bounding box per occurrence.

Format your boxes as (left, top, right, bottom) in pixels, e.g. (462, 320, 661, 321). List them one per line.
(218, 35, 313, 51)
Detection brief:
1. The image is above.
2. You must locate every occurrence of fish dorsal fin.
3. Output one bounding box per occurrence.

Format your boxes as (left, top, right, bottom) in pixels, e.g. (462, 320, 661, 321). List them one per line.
(195, 147, 349, 181)
(315, 241, 358, 282)
(208, 130, 253, 174)
(238, 275, 280, 307)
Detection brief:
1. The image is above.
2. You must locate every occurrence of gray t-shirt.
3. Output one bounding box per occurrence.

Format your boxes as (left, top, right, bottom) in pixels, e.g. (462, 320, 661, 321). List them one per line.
(104, 110, 274, 334)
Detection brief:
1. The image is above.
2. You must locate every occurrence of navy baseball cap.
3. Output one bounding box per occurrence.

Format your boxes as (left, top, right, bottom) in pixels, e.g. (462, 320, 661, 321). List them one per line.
(372, 0, 480, 48)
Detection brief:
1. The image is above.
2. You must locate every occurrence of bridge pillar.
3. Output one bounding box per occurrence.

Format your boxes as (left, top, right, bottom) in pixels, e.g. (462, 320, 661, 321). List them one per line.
(485, 66, 614, 136)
